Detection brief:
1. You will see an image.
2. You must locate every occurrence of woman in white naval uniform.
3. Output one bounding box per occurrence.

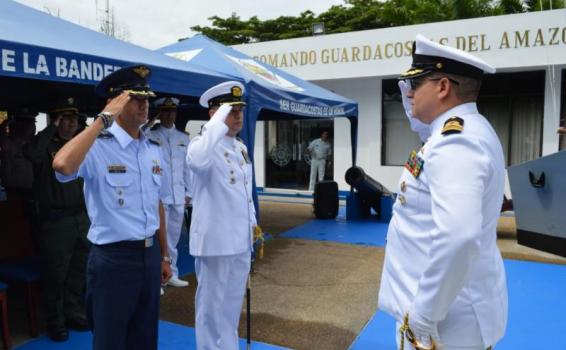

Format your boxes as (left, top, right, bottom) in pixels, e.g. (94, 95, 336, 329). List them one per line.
(378, 34, 508, 350)
(148, 97, 191, 288)
(186, 81, 256, 350)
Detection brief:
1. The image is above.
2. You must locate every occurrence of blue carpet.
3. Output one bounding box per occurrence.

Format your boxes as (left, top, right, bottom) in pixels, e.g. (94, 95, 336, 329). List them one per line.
(282, 208, 388, 247)
(349, 259, 566, 349)
(15, 321, 289, 350)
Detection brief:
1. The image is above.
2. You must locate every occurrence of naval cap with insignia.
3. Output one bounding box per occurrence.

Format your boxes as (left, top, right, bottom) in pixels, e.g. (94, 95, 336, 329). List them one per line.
(400, 34, 495, 81)
(154, 97, 179, 110)
(95, 64, 156, 99)
(199, 81, 246, 108)
(50, 97, 79, 116)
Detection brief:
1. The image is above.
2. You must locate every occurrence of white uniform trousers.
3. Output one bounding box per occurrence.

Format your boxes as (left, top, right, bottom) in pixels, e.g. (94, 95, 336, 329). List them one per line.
(309, 158, 326, 191)
(164, 203, 185, 278)
(395, 304, 487, 350)
(195, 252, 251, 350)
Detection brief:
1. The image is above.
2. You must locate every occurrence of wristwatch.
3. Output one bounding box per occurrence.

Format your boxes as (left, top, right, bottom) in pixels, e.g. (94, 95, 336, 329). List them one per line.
(162, 256, 172, 264)
(97, 111, 114, 129)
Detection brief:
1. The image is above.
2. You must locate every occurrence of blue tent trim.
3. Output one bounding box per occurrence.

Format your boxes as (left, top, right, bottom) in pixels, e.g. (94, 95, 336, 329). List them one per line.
(158, 35, 359, 216)
(158, 35, 359, 163)
(0, 1, 232, 109)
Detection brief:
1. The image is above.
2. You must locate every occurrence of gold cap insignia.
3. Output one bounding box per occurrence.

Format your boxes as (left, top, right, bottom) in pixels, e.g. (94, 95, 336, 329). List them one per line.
(436, 62, 443, 69)
(441, 117, 464, 135)
(231, 86, 243, 97)
(133, 66, 150, 78)
(400, 68, 424, 78)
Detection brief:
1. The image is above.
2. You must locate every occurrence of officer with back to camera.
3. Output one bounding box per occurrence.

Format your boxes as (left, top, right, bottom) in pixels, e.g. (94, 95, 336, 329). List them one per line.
(378, 34, 508, 350)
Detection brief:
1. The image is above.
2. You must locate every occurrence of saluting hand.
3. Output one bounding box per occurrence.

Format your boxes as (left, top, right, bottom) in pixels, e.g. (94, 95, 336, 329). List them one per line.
(102, 91, 131, 120)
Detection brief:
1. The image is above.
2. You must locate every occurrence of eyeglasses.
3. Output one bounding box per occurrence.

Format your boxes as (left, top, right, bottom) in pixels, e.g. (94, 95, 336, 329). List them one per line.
(408, 77, 460, 91)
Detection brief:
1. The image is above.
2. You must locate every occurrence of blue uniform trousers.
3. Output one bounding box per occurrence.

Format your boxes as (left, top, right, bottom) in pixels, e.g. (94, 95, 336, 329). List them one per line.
(86, 237, 161, 350)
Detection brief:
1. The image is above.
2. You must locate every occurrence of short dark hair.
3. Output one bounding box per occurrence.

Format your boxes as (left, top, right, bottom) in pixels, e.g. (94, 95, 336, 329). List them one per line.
(430, 72, 482, 102)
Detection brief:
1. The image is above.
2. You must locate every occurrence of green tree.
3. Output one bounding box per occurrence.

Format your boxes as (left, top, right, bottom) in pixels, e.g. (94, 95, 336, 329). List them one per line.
(189, 0, 563, 45)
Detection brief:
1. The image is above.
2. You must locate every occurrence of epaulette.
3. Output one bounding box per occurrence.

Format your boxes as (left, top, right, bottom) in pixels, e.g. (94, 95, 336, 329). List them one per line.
(441, 117, 464, 135)
(150, 124, 161, 131)
(97, 131, 114, 139)
(148, 138, 160, 146)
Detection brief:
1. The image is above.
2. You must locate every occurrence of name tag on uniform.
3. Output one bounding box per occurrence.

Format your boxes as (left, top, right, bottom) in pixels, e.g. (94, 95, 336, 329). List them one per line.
(405, 150, 424, 178)
(241, 149, 251, 164)
(108, 164, 127, 173)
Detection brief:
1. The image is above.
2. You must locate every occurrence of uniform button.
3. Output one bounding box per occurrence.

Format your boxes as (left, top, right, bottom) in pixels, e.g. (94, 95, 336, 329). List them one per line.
(230, 170, 234, 174)
(230, 177, 236, 184)
(398, 195, 406, 205)
(117, 189, 123, 195)
(224, 152, 229, 157)
(400, 181, 407, 192)
(118, 198, 124, 206)
(249, 199, 252, 203)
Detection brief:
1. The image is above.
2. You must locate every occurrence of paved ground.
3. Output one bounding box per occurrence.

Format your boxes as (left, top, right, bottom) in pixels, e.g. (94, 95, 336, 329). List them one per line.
(160, 200, 565, 350)
(8, 199, 566, 349)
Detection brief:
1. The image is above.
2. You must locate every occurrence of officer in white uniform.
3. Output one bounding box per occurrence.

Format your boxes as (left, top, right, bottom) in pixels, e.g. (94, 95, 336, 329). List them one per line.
(53, 65, 172, 350)
(187, 81, 256, 350)
(307, 130, 332, 191)
(148, 97, 191, 288)
(378, 34, 508, 350)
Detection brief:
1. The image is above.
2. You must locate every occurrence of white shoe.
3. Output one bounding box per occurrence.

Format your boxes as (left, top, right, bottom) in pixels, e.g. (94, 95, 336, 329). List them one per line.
(160, 287, 164, 296)
(167, 276, 189, 287)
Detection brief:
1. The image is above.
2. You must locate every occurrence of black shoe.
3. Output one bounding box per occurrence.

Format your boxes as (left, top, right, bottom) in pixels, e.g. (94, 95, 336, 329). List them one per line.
(47, 326, 69, 342)
(66, 315, 91, 331)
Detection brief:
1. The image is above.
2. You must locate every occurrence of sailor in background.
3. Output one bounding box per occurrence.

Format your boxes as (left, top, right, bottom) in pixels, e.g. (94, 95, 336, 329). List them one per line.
(148, 97, 191, 290)
(25, 98, 90, 341)
(187, 81, 256, 350)
(53, 65, 172, 350)
(307, 130, 332, 191)
(378, 34, 508, 350)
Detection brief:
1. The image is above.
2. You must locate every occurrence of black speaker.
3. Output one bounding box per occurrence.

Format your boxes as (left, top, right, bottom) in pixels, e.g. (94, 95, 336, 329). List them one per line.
(313, 180, 339, 219)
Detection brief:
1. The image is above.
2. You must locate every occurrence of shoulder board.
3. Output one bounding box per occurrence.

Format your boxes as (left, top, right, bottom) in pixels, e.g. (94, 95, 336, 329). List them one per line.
(441, 117, 464, 136)
(236, 136, 244, 143)
(97, 131, 114, 139)
(150, 124, 161, 131)
(148, 138, 161, 146)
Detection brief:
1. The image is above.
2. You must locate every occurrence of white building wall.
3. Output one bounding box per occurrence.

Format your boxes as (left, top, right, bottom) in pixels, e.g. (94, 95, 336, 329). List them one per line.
(234, 10, 566, 196)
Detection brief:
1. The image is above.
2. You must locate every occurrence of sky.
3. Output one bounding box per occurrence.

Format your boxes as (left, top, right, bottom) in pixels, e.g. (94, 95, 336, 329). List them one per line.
(15, 0, 344, 49)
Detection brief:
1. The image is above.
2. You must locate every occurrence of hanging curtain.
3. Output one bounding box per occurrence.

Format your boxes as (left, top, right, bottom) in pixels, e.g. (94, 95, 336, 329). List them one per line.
(510, 96, 543, 165)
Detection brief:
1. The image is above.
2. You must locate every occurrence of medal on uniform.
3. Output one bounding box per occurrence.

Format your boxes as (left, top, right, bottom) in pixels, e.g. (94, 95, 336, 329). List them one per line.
(404, 150, 424, 178)
(151, 160, 162, 175)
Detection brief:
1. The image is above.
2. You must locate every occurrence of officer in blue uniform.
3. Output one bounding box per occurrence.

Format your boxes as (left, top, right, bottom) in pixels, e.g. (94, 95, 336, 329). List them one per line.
(53, 65, 172, 350)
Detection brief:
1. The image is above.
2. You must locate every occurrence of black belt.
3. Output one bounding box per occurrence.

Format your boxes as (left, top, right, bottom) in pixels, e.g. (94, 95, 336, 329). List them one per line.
(97, 236, 155, 249)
